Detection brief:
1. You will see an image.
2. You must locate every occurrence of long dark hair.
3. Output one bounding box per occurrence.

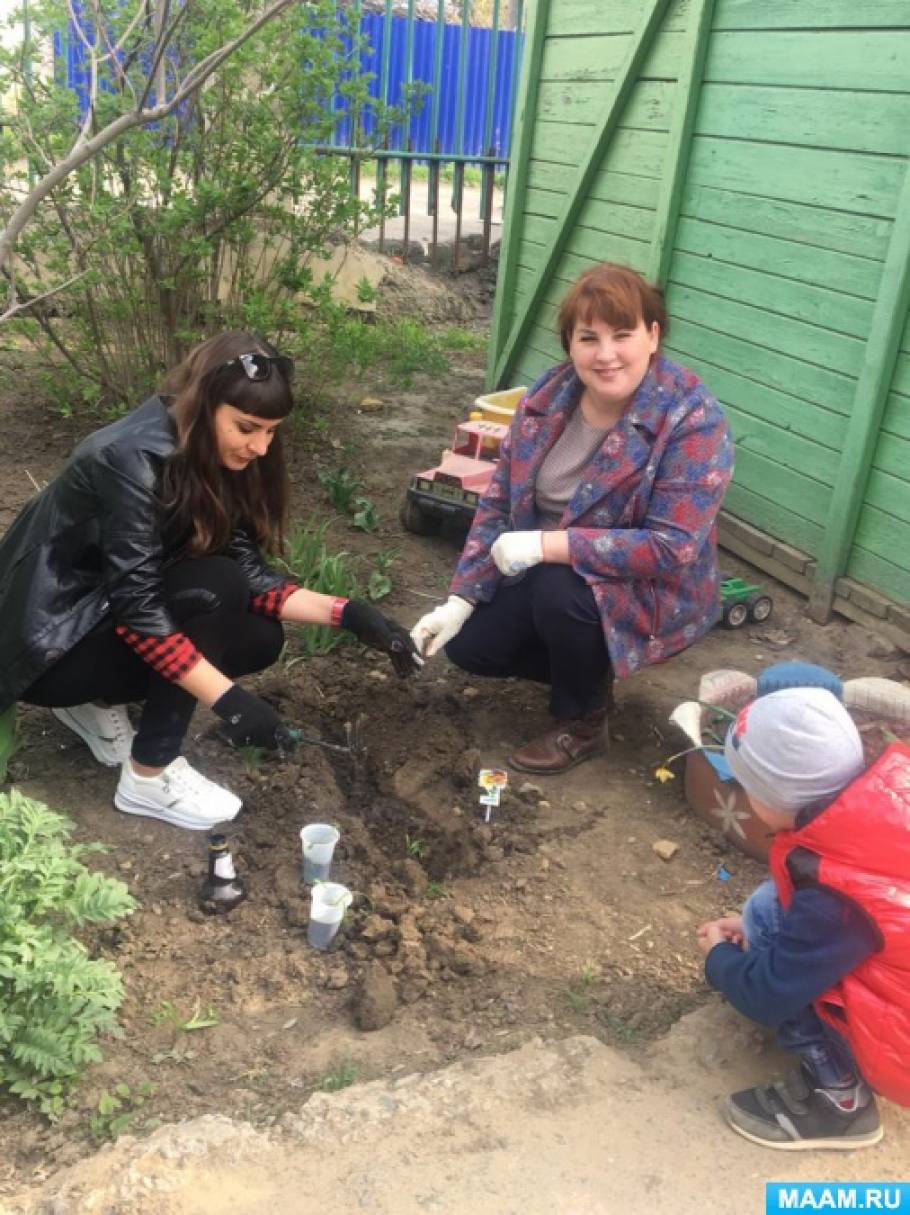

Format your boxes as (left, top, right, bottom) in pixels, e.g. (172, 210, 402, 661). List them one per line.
(160, 331, 294, 556)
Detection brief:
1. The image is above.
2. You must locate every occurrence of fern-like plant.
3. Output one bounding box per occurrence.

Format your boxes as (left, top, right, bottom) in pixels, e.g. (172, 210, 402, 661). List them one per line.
(0, 789, 137, 1117)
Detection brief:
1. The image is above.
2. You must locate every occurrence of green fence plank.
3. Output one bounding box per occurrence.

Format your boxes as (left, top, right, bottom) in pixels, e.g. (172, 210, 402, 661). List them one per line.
(724, 406, 839, 485)
(486, 0, 551, 385)
(547, 0, 694, 37)
(493, 0, 673, 387)
(666, 316, 856, 414)
(524, 197, 657, 247)
(872, 431, 910, 479)
(891, 359, 910, 397)
(809, 158, 910, 620)
(541, 30, 685, 81)
(882, 389, 910, 441)
(865, 469, 910, 526)
(531, 124, 668, 170)
(649, 0, 717, 284)
(846, 547, 910, 606)
(854, 502, 910, 560)
(724, 482, 825, 555)
(687, 137, 905, 219)
(667, 284, 865, 379)
(528, 141, 667, 191)
(705, 31, 910, 92)
(516, 347, 556, 386)
(669, 251, 875, 340)
(697, 83, 910, 158)
(661, 347, 848, 452)
(680, 185, 893, 261)
(674, 217, 884, 302)
(537, 80, 674, 130)
(714, 0, 910, 31)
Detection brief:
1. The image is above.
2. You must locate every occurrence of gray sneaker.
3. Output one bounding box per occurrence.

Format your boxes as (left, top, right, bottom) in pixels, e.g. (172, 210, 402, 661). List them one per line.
(114, 758, 241, 831)
(52, 703, 135, 767)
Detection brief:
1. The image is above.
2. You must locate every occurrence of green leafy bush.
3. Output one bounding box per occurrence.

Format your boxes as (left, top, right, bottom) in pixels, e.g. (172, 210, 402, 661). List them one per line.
(1, 0, 419, 410)
(0, 790, 137, 1117)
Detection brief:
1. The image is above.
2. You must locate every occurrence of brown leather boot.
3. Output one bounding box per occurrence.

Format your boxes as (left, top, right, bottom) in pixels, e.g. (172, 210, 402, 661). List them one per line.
(508, 709, 608, 775)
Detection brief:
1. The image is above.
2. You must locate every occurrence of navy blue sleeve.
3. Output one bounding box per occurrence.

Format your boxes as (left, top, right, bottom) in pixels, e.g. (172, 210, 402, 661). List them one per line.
(704, 887, 879, 1027)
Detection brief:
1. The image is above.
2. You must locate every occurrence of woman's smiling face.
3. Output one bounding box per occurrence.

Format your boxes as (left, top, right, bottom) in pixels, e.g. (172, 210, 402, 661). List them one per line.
(213, 403, 283, 471)
(568, 315, 659, 412)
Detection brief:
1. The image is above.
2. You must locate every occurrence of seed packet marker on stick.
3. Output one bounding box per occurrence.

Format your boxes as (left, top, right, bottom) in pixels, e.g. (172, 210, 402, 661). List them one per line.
(478, 768, 508, 823)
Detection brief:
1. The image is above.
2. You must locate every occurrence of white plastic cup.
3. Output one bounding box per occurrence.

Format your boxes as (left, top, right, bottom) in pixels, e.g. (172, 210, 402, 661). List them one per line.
(300, 823, 340, 886)
(307, 882, 353, 951)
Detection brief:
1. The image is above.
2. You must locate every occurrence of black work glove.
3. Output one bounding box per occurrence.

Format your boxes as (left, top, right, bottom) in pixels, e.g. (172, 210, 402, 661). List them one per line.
(340, 600, 422, 677)
(212, 685, 296, 751)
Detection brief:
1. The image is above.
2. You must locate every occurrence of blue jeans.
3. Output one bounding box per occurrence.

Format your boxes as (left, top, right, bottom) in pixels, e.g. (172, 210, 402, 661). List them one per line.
(743, 879, 860, 1090)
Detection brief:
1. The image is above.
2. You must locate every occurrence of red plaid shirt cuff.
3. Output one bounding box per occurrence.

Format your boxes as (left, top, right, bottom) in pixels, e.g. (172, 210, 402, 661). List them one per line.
(115, 625, 203, 682)
(249, 581, 300, 620)
(330, 596, 349, 628)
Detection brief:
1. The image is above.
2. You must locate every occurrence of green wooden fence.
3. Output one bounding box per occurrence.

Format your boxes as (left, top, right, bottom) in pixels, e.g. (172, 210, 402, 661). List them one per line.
(488, 0, 910, 640)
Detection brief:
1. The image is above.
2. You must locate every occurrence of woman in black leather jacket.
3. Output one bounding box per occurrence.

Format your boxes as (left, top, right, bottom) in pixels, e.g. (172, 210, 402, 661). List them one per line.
(0, 330, 418, 830)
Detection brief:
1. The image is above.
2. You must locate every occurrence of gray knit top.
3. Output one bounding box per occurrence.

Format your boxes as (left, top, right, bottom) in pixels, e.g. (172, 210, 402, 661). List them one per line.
(534, 406, 611, 528)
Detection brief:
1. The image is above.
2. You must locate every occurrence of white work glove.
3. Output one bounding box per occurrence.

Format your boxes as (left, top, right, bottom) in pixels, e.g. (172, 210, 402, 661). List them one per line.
(490, 530, 544, 576)
(411, 595, 474, 658)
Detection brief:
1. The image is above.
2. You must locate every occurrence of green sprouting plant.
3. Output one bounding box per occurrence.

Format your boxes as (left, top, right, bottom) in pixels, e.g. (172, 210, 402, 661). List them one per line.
(237, 744, 266, 773)
(319, 467, 364, 514)
(276, 519, 360, 657)
(0, 789, 137, 1117)
(404, 833, 426, 859)
(149, 1000, 220, 1033)
(355, 276, 379, 305)
(565, 962, 598, 1013)
(318, 1062, 359, 1092)
(367, 547, 397, 601)
(352, 495, 380, 533)
(425, 881, 448, 901)
(151, 1047, 196, 1067)
(89, 1081, 156, 1143)
(440, 327, 488, 353)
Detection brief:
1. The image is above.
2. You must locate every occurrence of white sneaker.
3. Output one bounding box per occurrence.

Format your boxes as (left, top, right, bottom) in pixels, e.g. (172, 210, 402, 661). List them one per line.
(53, 702, 136, 767)
(114, 757, 241, 831)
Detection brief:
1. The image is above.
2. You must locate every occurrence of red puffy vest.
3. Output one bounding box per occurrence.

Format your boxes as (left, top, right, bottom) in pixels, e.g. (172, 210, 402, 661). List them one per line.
(769, 742, 910, 1105)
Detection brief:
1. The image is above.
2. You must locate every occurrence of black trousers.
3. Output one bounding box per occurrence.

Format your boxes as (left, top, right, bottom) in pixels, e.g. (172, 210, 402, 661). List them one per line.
(24, 556, 284, 767)
(444, 563, 612, 720)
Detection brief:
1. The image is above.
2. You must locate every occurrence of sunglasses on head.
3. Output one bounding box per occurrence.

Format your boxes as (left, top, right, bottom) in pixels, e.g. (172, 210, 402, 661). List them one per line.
(224, 352, 294, 382)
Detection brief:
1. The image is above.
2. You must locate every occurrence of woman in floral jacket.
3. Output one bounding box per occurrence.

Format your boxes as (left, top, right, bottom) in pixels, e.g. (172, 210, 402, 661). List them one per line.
(412, 263, 734, 775)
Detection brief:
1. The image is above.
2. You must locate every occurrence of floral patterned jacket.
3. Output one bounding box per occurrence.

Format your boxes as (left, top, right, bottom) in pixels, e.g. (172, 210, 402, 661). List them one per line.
(449, 355, 735, 678)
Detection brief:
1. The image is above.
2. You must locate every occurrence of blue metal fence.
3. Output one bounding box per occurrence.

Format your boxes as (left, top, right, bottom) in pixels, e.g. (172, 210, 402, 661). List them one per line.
(53, 3, 524, 267)
(331, 13, 522, 160)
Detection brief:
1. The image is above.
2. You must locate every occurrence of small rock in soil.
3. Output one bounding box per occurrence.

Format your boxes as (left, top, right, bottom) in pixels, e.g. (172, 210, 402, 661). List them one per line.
(652, 839, 680, 862)
(517, 781, 543, 799)
(867, 634, 899, 659)
(324, 967, 349, 989)
(353, 962, 397, 1031)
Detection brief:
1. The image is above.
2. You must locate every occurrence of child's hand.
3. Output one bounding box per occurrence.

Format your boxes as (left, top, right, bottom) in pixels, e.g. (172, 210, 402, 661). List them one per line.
(696, 915, 745, 956)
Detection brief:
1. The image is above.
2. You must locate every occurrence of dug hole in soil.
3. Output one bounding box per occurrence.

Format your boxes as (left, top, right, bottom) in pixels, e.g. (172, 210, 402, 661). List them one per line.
(1, 259, 907, 1194)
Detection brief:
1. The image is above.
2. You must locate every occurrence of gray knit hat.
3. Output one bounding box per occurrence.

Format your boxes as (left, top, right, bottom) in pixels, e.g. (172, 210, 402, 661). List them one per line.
(724, 687, 865, 816)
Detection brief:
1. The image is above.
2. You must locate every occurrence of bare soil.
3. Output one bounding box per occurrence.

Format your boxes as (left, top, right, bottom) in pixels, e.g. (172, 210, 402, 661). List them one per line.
(1, 263, 907, 1195)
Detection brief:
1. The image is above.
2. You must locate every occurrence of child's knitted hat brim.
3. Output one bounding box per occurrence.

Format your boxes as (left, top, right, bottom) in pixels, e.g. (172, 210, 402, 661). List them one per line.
(724, 687, 865, 815)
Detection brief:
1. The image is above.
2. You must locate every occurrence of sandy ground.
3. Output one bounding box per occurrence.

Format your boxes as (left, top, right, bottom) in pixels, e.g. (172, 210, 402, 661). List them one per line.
(8, 1005, 910, 1215)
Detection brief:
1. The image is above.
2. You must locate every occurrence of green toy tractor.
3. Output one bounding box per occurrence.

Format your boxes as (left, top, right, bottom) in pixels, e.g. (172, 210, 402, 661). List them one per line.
(719, 577, 774, 629)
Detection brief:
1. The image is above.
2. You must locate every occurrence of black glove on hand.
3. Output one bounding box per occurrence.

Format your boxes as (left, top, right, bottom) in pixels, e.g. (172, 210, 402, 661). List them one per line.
(212, 685, 295, 751)
(340, 599, 422, 677)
